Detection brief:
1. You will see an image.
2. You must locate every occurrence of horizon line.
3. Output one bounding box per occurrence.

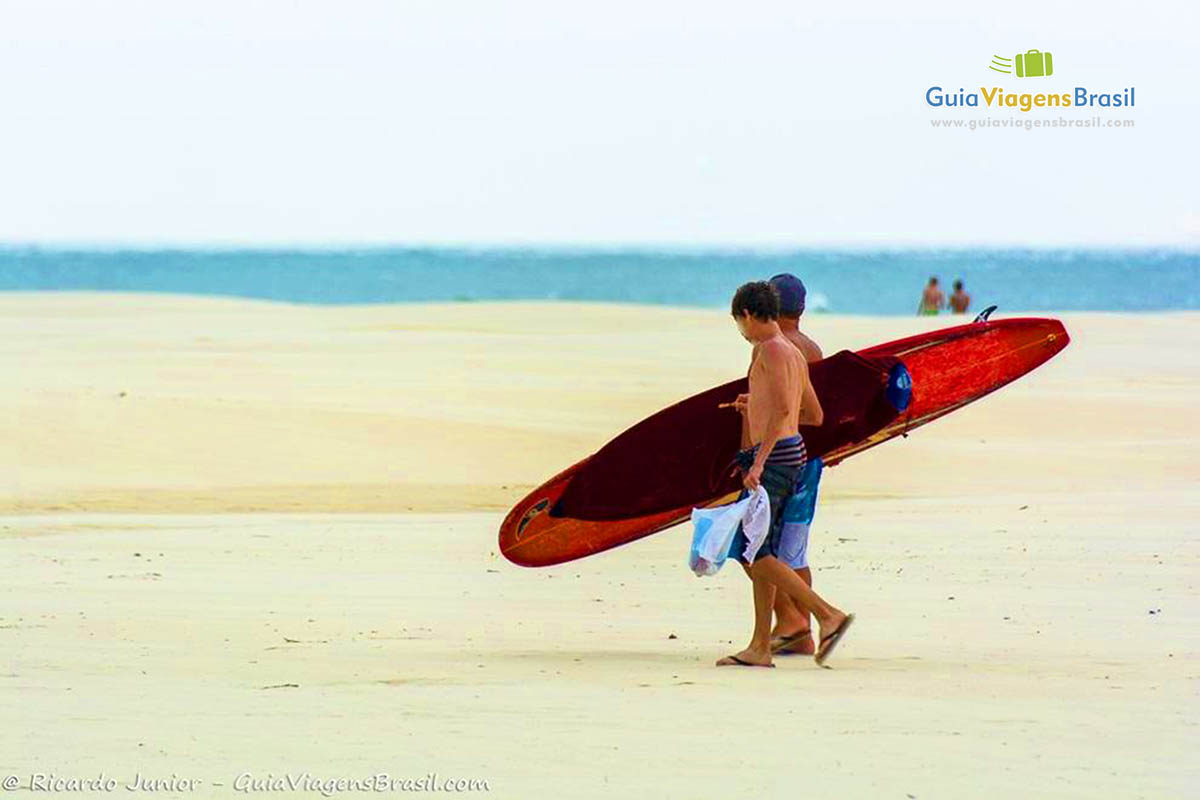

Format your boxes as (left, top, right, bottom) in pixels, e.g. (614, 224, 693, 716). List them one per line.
(2, 240, 1197, 254)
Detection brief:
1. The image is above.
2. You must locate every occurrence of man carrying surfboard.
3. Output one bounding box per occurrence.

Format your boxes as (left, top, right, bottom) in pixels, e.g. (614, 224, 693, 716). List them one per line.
(765, 273, 825, 657)
(716, 281, 854, 668)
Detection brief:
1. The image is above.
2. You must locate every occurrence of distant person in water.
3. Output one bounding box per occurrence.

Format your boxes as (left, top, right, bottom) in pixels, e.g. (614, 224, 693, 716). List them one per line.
(716, 281, 853, 668)
(918, 277, 945, 315)
(949, 280, 971, 314)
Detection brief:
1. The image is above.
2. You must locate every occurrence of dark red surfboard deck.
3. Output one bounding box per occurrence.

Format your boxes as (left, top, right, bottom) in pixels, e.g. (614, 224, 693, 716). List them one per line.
(553, 350, 903, 521)
(499, 317, 1068, 567)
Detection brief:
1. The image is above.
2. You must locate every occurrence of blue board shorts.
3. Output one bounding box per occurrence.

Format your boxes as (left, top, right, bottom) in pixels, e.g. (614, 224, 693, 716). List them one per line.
(776, 457, 823, 569)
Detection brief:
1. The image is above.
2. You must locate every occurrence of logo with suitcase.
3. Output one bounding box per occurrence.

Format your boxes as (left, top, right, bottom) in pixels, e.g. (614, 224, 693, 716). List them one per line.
(989, 50, 1054, 78)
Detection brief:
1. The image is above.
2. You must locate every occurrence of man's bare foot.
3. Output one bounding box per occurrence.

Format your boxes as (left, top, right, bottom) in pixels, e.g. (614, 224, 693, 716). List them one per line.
(769, 621, 809, 640)
(815, 612, 855, 666)
(770, 630, 815, 656)
(815, 610, 847, 641)
(716, 647, 774, 668)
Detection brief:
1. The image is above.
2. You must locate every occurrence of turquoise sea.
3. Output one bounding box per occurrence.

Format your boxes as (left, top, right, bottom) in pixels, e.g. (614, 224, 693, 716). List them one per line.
(1, 247, 1196, 315)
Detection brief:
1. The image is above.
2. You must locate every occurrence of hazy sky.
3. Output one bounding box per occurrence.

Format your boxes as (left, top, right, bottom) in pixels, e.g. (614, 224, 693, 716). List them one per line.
(1, 0, 1196, 246)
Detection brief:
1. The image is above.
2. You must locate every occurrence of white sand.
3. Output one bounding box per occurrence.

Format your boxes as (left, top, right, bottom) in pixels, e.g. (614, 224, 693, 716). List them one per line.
(1, 293, 1197, 798)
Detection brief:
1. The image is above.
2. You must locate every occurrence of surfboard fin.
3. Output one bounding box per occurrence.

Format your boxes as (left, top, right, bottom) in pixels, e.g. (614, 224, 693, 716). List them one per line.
(973, 305, 998, 323)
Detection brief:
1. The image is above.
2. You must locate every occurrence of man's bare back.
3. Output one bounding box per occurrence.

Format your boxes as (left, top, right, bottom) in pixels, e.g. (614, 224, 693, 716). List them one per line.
(921, 286, 944, 309)
(781, 326, 822, 363)
(949, 282, 971, 313)
(919, 278, 945, 315)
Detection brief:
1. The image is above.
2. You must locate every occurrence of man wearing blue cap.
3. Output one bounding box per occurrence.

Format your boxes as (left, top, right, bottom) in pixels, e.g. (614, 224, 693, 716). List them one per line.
(766, 273, 825, 656)
(770, 273, 822, 362)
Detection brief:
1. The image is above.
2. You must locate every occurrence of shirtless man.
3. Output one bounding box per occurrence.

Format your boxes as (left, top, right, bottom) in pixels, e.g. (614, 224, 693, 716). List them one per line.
(949, 280, 971, 314)
(765, 273, 824, 656)
(918, 276, 945, 315)
(716, 281, 854, 668)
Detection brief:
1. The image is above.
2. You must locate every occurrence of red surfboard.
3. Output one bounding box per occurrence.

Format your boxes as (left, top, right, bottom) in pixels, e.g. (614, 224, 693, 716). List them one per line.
(499, 315, 1069, 567)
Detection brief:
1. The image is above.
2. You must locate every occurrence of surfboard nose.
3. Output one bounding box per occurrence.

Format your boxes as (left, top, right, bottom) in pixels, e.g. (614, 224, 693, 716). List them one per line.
(1046, 318, 1070, 355)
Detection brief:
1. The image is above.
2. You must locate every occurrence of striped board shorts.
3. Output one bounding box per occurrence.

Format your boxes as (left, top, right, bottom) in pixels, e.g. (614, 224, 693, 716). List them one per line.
(762, 434, 807, 469)
(730, 434, 808, 564)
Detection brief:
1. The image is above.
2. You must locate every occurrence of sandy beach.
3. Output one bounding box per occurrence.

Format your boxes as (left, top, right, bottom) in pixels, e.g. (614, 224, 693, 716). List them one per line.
(2, 292, 1197, 798)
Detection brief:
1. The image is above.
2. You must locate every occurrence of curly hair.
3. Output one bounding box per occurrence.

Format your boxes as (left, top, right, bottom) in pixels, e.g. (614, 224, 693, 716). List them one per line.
(730, 281, 780, 321)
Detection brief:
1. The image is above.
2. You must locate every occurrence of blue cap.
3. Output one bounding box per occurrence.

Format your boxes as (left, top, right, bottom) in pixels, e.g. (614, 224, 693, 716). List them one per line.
(769, 273, 806, 316)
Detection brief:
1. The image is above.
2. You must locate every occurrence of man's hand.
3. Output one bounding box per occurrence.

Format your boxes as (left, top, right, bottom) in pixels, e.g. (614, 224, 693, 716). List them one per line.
(718, 393, 751, 414)
(742, 462, 763, 491)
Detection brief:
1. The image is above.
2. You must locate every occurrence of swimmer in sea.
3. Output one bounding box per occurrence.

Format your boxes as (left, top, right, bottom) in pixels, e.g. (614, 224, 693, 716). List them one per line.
(918, 276, 944, 316)
(949, 279, 971, 314)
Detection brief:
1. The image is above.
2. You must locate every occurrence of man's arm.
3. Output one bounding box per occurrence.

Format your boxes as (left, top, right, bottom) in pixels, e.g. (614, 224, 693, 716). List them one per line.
(719, 393, 753, 448)
(741, 351, 755, 448)
(738, 395, 751, 448)
(797, 357, 824, 427)
(724, 343, 755, 448)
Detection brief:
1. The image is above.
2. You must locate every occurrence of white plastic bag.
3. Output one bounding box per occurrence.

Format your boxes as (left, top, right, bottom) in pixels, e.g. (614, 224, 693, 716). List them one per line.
(688, 486, 770, 576)
(738, 485, 771, 562)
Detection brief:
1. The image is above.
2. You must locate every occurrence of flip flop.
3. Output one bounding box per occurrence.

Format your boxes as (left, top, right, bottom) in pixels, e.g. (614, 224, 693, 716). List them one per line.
(814, 613, 855, 667)
(716, 654, 775, 668)
(770, 630, 815, 656)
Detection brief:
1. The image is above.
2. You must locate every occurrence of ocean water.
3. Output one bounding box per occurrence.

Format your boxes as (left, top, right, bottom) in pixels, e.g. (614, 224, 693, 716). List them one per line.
(0, 247, 1196, 315)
